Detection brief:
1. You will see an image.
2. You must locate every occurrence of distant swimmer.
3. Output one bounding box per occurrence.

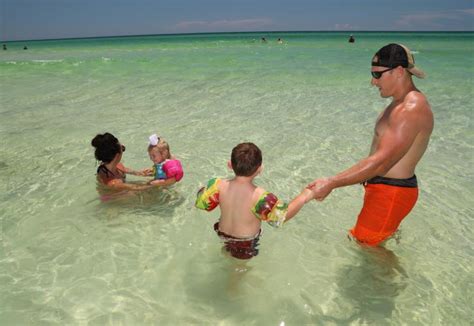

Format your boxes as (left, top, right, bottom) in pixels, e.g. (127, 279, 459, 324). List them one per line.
(277, 38, 283, 44)
(261, 37, 267, 43)
(23, 45, 28, 50)
(2, 44, 6, 50)
(348, 35, 355, 43)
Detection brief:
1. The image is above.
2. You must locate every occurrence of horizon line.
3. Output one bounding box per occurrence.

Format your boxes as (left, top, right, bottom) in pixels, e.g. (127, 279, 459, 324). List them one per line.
(2, 29, 473, 43)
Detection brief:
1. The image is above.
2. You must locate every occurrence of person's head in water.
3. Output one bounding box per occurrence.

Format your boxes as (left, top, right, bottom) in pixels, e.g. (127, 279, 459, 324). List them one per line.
(148, 134, 171, 165)
(230, 142, 262, 177)
(2, 44, 6, 50)
(371, 43, 425, 79)
(91, 132, 125, 163)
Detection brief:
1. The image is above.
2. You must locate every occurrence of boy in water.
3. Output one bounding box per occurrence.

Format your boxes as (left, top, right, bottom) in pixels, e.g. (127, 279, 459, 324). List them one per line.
(195, 142, 312, 259)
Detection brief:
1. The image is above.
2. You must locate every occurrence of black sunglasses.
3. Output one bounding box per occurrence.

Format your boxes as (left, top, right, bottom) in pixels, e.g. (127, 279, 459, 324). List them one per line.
(121, 144, 126, 153)
(371, 67, 396, 79)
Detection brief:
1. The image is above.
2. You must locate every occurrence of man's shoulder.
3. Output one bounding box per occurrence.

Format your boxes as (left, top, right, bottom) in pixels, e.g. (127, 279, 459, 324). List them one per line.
(391, 90, 430, 120)
(403, 90, 430, 111)
(391, 90, 433, 129)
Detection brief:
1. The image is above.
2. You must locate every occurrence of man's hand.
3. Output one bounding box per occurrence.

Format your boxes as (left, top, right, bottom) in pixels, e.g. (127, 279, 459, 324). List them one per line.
(307, 177, 334, 201)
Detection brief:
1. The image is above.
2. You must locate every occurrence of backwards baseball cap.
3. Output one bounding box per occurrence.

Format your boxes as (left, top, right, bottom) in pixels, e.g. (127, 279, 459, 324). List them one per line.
(372, 43, 425, 79)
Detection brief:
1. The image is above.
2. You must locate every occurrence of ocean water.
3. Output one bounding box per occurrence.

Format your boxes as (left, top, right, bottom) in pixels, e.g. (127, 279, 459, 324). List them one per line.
(1, 32, 473, 325)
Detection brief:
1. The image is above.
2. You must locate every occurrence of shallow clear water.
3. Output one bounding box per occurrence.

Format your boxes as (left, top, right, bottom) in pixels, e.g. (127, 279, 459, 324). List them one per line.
(1, 32, 473, 325)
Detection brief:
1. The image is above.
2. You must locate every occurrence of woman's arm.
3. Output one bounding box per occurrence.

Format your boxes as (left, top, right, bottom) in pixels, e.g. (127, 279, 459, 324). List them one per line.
(123, 166, 153, 177)
(106, 179, 156, 191)
(149, 178, 177, 186)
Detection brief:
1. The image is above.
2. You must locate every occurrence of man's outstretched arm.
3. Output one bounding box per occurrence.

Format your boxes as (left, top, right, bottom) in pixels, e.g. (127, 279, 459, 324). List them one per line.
(308, 98, 423, 200)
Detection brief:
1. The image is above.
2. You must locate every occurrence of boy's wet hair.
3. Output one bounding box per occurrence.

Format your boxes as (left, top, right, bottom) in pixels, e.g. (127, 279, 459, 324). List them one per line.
(231, 142, 262, 176)
(148, 138, 171, 160)
(91, 132, 121, 163)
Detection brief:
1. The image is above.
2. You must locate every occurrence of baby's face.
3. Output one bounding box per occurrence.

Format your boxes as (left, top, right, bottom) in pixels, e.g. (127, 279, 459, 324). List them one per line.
(149, 148, 165, 164)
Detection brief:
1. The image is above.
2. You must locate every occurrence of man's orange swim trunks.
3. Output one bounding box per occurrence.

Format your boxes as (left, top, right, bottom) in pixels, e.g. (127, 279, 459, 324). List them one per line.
(350, 175, 418, 246)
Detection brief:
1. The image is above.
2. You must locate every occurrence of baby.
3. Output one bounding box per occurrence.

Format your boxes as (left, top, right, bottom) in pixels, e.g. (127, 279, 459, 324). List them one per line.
(147, 134, 184, 185)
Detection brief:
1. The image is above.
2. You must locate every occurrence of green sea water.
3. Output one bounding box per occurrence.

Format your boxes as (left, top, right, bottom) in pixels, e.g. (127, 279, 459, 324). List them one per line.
(1, 32, 473, 325)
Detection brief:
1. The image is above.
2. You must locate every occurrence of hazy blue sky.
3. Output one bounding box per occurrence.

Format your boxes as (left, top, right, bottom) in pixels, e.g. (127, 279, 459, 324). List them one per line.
(1, 0, 473, 41)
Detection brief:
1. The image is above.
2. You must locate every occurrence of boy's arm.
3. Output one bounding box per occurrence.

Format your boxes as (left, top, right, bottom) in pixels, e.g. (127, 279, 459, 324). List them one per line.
(195, 178, 221, 211)
(285, 188, 312, 222)
(253, 188, 311, 227)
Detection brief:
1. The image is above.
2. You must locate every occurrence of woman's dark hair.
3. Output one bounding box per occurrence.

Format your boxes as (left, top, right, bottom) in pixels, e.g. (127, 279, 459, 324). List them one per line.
(91, 132, 121, 163)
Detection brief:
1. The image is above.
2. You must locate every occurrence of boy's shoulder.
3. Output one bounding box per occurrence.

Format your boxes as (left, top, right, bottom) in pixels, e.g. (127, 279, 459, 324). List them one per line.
(195, 177, 223, 211)
(252, 186, 267, 202)
(251, 187, 288, 227)
(203, 176, 223, 185)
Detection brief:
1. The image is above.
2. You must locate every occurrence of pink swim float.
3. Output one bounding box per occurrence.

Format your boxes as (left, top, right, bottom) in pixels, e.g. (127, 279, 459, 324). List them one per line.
(163, 159, 184, 182)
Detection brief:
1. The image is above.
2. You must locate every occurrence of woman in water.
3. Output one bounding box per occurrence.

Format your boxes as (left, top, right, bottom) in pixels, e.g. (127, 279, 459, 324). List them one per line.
(91, 132, 155, 191)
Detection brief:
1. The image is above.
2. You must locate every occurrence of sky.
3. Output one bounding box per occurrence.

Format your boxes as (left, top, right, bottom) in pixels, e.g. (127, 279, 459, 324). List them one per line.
(1, 0, 473, 41)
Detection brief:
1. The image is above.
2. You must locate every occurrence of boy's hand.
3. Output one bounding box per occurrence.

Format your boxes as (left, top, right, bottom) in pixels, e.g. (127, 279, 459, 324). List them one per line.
(307, 178, 334, 201)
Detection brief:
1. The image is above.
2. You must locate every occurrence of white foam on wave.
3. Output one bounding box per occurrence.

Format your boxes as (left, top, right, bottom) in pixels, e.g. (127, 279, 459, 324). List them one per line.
(32, 59, 64, 64)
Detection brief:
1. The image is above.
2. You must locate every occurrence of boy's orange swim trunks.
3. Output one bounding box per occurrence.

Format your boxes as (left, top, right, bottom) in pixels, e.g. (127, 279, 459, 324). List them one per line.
(350, 175, 418, 246)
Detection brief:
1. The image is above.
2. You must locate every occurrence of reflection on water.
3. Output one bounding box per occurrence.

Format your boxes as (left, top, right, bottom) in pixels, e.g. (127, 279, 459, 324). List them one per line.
(335, 246, 408, 324)
(84, 184, 187, 226)
(93, 184, 184, 208)
(180, 252, 271, 324)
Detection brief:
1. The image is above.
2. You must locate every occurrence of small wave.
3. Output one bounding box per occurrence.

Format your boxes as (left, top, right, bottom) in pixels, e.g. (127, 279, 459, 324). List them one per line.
(6, 61, 17, 64)
(32, 59, 64, 63)
(102, 57, 111, 61)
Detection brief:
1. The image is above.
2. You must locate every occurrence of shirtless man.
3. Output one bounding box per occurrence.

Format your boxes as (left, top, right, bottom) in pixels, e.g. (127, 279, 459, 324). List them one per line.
(308, 43, 434, 246)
